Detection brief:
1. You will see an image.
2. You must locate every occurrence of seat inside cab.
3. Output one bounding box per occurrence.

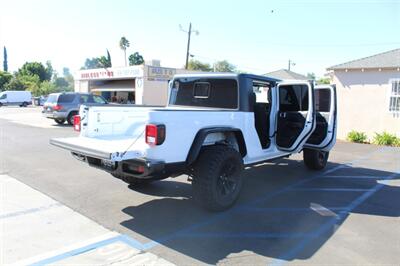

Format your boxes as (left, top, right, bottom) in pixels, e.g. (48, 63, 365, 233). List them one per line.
(252, 81, 272, 149)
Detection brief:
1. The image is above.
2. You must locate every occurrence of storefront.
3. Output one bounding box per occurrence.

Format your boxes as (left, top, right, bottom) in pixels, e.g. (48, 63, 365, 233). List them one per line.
(74, 65, 192, 105)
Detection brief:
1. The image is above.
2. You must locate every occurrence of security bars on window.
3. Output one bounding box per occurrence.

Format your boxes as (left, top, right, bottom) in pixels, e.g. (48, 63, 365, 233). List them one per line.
(389, 79, 400, 113)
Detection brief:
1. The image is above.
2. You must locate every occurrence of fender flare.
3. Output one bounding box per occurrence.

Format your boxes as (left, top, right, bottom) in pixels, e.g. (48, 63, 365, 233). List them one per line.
(186, 127, 247, 165)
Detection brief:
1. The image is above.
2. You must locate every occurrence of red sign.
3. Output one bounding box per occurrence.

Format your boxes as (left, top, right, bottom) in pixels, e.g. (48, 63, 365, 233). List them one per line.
(80, 70, 114, 79)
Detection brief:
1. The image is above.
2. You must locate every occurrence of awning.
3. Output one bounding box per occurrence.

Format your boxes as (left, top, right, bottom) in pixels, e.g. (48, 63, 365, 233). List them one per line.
(90, 88, 135, 92)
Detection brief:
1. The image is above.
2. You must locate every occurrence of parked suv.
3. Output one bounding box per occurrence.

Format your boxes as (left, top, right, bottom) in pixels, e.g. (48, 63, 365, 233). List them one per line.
(43, 92, 107, 125)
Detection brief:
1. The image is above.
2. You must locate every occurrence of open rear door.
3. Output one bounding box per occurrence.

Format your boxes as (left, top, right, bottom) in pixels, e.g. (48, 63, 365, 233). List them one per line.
(304, 84, 337, 151)
(275, 81, 315, 153)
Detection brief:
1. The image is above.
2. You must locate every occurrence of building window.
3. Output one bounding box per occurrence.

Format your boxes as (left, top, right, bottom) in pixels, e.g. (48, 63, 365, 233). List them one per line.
(389, 79, 400, 113)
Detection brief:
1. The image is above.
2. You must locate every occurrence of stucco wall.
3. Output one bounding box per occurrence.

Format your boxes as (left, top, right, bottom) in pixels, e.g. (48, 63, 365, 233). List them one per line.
(142, 79, 169, 106)
(332, 69, 400, 140)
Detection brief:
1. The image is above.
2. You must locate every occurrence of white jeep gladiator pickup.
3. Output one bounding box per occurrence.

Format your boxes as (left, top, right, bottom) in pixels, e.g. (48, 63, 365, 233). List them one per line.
(51, 73, 337, 211)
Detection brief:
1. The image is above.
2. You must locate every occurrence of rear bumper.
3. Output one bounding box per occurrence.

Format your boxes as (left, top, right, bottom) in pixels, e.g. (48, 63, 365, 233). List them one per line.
(72, 152, 185, 180)
(50, 137, 186, 179)
(42, 111, 67, 120)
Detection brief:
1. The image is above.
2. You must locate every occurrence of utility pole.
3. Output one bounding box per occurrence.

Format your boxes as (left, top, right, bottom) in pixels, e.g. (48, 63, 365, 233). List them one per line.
(185, 23, 192, 70)
(3, 46, 8, 72)
(180, 23, 199, 69)
(288, 59, 296, 71)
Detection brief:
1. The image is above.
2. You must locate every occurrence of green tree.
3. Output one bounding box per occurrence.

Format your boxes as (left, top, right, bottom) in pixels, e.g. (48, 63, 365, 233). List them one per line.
(55, 77, 69, 88)
(128, 52, 144, 66)
(0, 71, 12, 90)
(119, 37, 130, 66)
(5, 77, 25, 91)
(214, 60, 236, 72)
(39, 81, 58, 96)
(45, 60, 53, 81)
(82, 58, 102, 69)
(317, 77, 331, 84)
(98, 56, 111, 68)
(306, 72, 316, 80)
(5, 74, 41, 93)
(63, 67, 74, 81)
(187, 59, 212, 72)
(63, 67, 71, 77)
(62, 67, 74, 91)
(3, 46, 8, 72)
(82, 49, 112, 69)
(107, 49, 112, 67)
(18, 62, 49, 82)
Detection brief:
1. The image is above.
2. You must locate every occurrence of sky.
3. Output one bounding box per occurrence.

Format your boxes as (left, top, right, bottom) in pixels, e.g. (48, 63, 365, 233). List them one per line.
(0, 0, 399, 77)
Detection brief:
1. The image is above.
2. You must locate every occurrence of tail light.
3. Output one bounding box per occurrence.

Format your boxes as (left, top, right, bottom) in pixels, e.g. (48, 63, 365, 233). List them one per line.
(145, 124, 166, 146)
(73, 115, 81, 132)
(53, 105, 62, 111)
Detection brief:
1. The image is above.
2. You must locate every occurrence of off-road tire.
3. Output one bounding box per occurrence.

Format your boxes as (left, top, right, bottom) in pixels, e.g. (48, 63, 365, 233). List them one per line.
(67, 112, 78, 125)
(303, 148, 329, 170)
(192, 145, 244, 211)
(54, 118, 65, 124)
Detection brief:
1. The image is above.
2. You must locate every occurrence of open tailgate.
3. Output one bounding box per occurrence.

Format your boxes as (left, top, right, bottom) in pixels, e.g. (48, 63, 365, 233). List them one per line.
(50, 137, 146, 161)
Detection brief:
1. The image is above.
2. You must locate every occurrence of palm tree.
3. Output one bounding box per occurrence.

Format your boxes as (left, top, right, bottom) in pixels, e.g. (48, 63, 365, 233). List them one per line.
(119, 37, 130, 66)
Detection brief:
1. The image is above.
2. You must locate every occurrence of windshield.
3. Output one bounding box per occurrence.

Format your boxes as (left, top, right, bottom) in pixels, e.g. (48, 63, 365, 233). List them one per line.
(169, 78, 238, 109)
(0, 93, 6, 100)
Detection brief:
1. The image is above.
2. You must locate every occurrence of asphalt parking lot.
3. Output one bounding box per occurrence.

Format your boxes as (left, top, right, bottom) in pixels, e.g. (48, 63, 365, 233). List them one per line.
(1, 106, 399, 265)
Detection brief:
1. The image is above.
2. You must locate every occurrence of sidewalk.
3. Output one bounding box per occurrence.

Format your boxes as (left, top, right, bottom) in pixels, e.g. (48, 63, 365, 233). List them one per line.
(0, 174, 174, 265)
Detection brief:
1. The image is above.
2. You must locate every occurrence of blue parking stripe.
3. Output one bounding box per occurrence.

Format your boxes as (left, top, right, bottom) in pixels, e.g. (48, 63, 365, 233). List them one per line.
(291, 188, 374, 192)
(322, 175, 384, 179)
(269, 169, 400, 266)
(178, 232, 315, 239)
(236, 206, 347, 213)
(0, 202, 62, 220)
(30, 236, 122, 266)
(30, 234, 144, 266)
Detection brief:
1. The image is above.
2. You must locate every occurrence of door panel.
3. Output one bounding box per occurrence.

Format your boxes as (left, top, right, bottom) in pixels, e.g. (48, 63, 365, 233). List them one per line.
(275, 82, 315, 152)
(305, 85, 337, 150)
(306, 112, 329, 145)
(276, 111, 306, 148)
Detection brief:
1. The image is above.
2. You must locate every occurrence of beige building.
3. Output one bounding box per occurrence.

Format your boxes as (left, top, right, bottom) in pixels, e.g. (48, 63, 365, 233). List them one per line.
(74, 63, 194, 105)
(327, 48, 400, 140)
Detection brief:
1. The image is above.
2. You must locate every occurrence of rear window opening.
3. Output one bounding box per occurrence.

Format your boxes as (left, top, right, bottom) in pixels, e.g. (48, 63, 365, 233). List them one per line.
(58, 94, 76, 103)
(193, 82, 210, 98)
(169, 78, 238, 109)
(279, 85, 309, 112)
(46, 94, 58, 103)
(315, 89, 331, 112)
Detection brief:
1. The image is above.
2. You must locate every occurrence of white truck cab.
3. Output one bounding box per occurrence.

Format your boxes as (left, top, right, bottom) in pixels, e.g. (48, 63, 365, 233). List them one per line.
(51, 73, 337, 211)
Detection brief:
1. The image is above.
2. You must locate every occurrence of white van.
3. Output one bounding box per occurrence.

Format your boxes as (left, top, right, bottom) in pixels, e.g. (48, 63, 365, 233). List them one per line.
(0, 91, 32, 107)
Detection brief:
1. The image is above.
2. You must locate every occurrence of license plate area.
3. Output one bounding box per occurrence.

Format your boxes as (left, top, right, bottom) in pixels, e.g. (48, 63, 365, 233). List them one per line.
(86, 157, 116, 171)
(101, 159, 116, 170)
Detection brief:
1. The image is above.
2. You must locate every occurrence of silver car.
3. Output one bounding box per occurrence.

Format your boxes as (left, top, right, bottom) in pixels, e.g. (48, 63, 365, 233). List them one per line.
(42, 92, 107, 125)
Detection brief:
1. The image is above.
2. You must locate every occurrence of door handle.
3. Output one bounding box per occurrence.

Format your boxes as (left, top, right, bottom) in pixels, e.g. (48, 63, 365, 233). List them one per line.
(279, 112, 286, 118)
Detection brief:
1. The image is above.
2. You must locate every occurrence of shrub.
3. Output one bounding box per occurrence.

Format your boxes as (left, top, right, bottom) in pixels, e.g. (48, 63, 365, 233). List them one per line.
(347, 130, 368, 143)
(373, 132, 399, 146)
(394, 138, 400, 147)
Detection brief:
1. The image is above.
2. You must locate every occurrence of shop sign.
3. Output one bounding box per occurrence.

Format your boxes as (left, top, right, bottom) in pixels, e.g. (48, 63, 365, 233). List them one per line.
(147, 66, 176, 81)
(79, 67, 143, 80)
